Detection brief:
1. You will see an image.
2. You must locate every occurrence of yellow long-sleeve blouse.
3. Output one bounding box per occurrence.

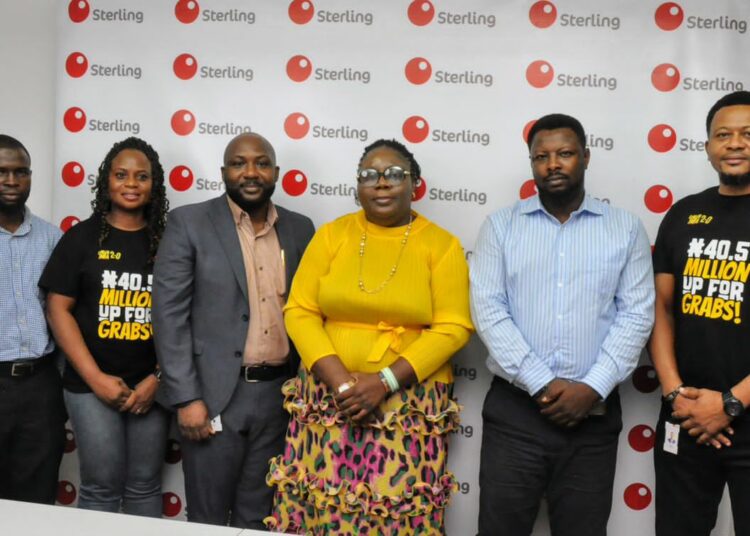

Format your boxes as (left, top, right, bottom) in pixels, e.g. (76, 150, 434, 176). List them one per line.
(284, 210, 473, 384)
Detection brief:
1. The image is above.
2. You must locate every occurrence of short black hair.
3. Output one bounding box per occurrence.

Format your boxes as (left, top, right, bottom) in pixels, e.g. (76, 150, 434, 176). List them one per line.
(526, 114, 587, 151)
(358, 139, 421, 182)
(705, 90, 750, 136)
(0, 134, 30, 163)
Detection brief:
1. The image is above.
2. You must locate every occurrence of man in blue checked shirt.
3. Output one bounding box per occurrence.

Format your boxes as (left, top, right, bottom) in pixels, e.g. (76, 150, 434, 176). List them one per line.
(0, 135, 65, 504)
(470, 114, 654, 536)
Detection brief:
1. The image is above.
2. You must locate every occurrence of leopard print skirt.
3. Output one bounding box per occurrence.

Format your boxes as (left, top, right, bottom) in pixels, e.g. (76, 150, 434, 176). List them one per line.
(264, 367, 460, 535)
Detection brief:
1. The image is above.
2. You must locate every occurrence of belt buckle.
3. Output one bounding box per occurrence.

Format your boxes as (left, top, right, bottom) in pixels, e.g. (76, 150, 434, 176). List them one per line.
(11, 362, 33, 377)
(243, 366, 260, 383)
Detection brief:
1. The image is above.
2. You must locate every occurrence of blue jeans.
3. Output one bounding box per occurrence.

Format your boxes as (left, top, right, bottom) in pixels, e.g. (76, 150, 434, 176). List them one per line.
(64, 390, 169, 517)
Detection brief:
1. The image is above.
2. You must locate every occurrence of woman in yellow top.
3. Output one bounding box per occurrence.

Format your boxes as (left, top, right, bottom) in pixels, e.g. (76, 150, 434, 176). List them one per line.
(265, 139, 473, 535)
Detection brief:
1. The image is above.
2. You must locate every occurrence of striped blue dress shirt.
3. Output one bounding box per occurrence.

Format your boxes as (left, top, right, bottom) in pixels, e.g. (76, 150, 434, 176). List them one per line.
(0, 209, 62, 362)
(469, 195, 654, 398)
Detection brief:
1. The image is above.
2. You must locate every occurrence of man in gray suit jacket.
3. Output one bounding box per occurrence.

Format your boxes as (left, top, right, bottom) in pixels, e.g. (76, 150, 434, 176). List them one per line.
(152, 133, 314, 528)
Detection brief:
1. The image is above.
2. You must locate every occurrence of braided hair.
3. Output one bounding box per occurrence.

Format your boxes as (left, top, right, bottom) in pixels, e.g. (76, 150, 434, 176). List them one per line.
(357, 139, 422, 183)
(90, 137, 168, 264)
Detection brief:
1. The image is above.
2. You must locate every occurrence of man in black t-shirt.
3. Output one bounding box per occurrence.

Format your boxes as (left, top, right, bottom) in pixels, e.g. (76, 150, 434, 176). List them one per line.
(651, 91, 750, 536)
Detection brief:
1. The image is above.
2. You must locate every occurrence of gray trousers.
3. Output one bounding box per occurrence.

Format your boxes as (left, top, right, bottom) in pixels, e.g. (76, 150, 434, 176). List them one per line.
(180, 375, 288, 529)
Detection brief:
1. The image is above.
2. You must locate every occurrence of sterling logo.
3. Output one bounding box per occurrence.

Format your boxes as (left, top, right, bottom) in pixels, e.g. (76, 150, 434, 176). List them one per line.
(169, 165, 194, 192)
(407, 0, 496, 27)
(63, 107, 86, 133)
(648, 124, 677, 153)
(520, 179, 537, 200)
(61, 161, 85, 187)
(175, 0, 199, 24)
(68, 1, 144, 23)
(405, 58, 492, 87)
(171, 110, 196, 136)
(407, 1, 495, 27)
(526, 60, 616, 90)
(66, 52, 141, 79)
(429, 186, 487, 205)
(286, 55, 370, 84)
(644, 185, 674, 214)
(529, 1, 620, 30)
(174, 54, 254, 82)
(288, 1, 372, 26)
(175, 0, 255, 24)
(402, 116, 490, 146)
(60, 216, 80, 233)
(282, 170, 308, 196)
(652, 63, 744, 92)
(283, 113, 368, 142)
(655, 2, 747, 33)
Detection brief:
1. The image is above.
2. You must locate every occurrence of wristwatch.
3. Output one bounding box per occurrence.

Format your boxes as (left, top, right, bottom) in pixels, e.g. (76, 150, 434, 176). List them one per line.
(722, 390, 744, 418)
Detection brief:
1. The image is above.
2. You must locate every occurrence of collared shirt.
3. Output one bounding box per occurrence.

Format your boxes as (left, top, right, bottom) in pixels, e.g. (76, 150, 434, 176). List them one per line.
(227, 197, 289, 366)
(0, 208, 62, 361)
(470, 194, 654, 398)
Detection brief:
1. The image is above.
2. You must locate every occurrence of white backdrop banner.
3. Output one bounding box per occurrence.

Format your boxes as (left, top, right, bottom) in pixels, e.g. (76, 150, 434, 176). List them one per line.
(53, 1, 749, 534)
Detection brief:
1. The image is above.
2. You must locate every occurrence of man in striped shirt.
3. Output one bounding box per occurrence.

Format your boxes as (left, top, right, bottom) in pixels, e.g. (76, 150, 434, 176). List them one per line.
(470, 114, 654, 536)
(0, 134, 65, 504)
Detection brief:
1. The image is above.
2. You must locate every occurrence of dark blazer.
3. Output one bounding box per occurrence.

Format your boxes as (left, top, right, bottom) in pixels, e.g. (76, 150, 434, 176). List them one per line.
(152, 195, 315, 416)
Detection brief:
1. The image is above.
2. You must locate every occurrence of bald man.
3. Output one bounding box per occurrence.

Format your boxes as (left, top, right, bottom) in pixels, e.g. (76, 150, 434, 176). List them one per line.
(153, 133, 314, 528)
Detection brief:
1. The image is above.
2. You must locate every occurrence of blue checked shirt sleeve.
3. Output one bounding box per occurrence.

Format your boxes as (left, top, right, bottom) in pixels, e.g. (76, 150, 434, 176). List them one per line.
(581, 218, 655, 398)
(470, 213, 555, 396)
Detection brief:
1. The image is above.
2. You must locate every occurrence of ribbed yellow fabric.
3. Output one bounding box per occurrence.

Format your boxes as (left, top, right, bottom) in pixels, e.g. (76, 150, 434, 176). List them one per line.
(284, 210, 473, 383)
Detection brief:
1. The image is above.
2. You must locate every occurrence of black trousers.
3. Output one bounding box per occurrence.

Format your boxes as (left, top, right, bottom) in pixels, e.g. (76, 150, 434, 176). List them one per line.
(478, 377, 622, 536)
(654, 401, 750, 536)
(0, 362, 66, 504)
(180, 375, 289, 529)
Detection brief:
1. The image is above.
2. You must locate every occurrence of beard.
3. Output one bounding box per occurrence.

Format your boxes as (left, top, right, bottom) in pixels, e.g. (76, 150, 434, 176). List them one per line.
(719, 171, 750, 188)
(225, 180, 276, 213)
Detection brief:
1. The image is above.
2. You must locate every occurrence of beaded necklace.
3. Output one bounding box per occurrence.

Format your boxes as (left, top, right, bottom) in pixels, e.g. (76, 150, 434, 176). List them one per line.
(357, 215, 413, 294)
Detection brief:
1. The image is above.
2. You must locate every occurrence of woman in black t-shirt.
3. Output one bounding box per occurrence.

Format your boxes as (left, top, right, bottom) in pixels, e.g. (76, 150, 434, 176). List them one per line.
(40, 137, 169, 517)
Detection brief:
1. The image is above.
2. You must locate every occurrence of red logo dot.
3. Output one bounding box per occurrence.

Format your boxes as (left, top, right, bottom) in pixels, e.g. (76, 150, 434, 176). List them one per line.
(405, 57, 432, 85)
(520, 179, 538, 199)
(60, 216, 80, 232)
(286, 55, 312, 82)
(402, 116, 430, 143)
(282, 170, 308, 196)
(171, 110, 196, 136)
(655, 2, 684, 31)
(169, 165, 194, 191)
(173, 53, 198, 80)
(64, 428, 76, 453)
(644, 184, 673, 213)
(651, 63, 680, 92)
(175, 0, 200, 24)
(289, 0, 314, 24)
(63, 107, 87, 133)
(648, 124, 677, 152)
(65, 52, 88, 78)
(632, 365, 660, 393)
(165, 439, 182, 464)
(68, 0, 90, 23)
(413, 177, 427, 201)
(162, 492, 183, 517)
(284, 113, 310, 140)
(529, 1, 557, 28)
(526, 60, 554, 88)
(61, 161, 85, 187)
(624, 483, 652, 511)
(57, 481, 77, 505)
(628, 424, 656, 453)
(407, 1, 435, 26)
(523, 120, 537, 143)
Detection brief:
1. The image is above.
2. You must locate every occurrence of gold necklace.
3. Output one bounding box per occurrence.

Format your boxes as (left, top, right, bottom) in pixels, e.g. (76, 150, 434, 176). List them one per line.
(357, 215, 413, 294)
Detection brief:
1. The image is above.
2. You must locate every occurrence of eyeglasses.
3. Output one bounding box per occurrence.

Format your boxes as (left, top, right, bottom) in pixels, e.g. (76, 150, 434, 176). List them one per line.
(357, 166, 411, 187)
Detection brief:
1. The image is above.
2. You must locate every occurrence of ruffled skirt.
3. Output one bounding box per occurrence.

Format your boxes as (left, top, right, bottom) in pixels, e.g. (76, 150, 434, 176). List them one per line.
(264, 367, 460, 535)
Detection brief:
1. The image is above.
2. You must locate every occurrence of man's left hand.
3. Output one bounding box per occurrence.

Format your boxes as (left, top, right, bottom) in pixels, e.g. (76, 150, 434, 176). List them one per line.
(672, 387, 733, 445)
(539, 380, 600, 428)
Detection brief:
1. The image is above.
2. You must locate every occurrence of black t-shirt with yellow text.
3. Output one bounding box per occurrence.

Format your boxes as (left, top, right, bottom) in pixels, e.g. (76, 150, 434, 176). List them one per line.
(653, 186, 750, 396)
(40, 216, 155, 393)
